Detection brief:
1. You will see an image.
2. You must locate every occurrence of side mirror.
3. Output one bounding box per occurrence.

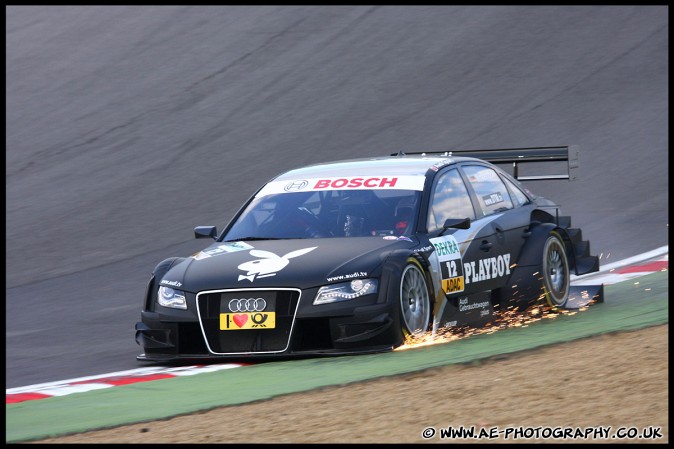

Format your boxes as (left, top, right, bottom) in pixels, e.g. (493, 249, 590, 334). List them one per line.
(194, 226, 218, 240)
(439, 217, 471, 235)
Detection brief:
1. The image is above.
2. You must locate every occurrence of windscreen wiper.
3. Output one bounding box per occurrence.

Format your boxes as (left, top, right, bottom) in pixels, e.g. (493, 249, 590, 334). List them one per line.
(223, 237, 290, 242)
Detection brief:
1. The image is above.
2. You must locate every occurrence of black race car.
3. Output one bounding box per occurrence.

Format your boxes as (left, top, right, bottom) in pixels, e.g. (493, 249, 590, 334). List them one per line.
(135, 146, 603, 361)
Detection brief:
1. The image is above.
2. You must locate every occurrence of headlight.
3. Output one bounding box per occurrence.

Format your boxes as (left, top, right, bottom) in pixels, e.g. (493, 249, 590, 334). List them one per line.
(157, 286, 187, 310)
(313, 279, 378, 305)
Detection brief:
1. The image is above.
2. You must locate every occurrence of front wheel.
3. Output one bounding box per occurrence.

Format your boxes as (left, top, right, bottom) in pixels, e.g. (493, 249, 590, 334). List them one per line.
(541, 232, 570, 309)
(399, 258, 432, 337)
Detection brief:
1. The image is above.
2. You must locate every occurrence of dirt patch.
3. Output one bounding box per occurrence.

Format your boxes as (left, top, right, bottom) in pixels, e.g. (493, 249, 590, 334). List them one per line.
(32, 324, 668, 444)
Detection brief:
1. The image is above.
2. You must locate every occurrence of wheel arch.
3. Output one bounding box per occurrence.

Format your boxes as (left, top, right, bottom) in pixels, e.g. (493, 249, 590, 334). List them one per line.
(527, 209, 578, 273)
(497, 222, 572, 308)
(516, 222, 568, 267)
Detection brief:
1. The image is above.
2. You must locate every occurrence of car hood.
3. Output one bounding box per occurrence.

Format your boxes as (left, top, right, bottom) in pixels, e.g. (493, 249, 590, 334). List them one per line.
(158, 236, 417, 292)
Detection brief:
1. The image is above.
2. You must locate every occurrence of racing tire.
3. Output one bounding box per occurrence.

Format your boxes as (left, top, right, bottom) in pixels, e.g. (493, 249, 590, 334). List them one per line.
(541, 231, 570, 309)
(399, 258, 432, 337)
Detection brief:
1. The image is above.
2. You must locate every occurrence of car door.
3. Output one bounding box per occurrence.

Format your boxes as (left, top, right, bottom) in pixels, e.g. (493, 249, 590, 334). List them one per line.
(426, 167, 482, 298)
(426, 166, 507, 329)
(458, 164, 532, 293)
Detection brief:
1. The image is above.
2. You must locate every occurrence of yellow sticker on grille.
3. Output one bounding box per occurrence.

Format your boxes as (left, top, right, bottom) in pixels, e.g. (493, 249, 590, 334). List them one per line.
(220, 312, 276, 330)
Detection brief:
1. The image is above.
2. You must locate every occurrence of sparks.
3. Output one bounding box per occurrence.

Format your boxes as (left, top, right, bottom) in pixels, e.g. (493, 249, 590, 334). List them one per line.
(396, 300, 595, 351)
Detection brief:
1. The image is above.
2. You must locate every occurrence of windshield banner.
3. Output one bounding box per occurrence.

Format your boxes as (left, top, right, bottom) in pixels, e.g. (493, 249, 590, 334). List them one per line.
(256, 176, 426, 197)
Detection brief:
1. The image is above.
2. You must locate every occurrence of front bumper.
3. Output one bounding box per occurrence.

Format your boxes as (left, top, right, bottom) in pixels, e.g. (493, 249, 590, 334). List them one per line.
(135, 285, 402, 361)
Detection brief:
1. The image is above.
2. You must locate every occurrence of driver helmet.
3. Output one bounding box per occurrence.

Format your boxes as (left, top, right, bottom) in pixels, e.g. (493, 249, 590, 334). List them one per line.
(394, 195, 416, 234)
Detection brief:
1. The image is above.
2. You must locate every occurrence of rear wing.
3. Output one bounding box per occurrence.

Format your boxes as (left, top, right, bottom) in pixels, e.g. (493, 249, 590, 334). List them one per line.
(392, 145, 580, 181)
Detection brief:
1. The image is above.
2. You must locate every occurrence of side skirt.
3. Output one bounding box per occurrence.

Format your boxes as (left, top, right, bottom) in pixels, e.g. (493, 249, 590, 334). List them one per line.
(434, 291, 494, 330)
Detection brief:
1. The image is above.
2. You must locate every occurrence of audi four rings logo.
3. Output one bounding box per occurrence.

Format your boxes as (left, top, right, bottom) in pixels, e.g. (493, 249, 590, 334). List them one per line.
(228, 298, 267, 312)
(284, 180, 308, 192)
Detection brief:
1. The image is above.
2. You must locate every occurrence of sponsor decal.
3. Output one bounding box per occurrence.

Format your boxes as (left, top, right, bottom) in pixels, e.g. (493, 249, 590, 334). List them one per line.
(432, 236, 460, 258)
(314, 177, 398, 189)
(284, 180, 309, 192)
(160, 279, 182, 288)
(483, 192, 504, 206)
(326, 271, 367, 283)
(430, 158, 452, 171)
(464, 253, 511, 284)
(255, 176, 426, 197)
(442, 275, 464, 294)
(397, 236, 413, 242)
(429, 235, 465, 294)
(371, 229, 395, 236)
(458, 297, 491, 312)
(426, 215, 504, 297)
(413, 245, 434, 253)
(468, 170, 500, 183)
(383, 236, 398, 240)
(237, 247, 317, 282)
(220, 312, 276, 330)
(192, 241, 254, 260)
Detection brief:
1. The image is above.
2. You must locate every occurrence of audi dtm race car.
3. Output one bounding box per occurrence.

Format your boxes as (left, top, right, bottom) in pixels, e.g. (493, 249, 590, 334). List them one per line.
(135, 146, 603, 361)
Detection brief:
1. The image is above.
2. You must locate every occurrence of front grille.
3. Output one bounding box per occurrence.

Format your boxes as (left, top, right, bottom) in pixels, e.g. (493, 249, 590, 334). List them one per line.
(196, 288, 300, 354)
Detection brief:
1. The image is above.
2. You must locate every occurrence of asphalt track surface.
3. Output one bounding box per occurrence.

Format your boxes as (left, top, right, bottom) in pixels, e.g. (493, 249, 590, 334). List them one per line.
(5, 6, 668, 389)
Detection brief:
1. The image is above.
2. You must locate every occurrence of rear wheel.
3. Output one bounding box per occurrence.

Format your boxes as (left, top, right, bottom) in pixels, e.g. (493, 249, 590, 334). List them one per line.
(541, 232, 570, 309)
(399, 258, 432, 336)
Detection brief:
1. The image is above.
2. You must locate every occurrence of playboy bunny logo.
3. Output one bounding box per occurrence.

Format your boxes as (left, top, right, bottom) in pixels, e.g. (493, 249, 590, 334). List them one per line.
(237, 247, 317, 282)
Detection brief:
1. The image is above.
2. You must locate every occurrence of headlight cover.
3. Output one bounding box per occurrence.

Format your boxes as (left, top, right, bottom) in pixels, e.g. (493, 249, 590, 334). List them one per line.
(157, 285, 187, 310)
(313, 279, 378, 305)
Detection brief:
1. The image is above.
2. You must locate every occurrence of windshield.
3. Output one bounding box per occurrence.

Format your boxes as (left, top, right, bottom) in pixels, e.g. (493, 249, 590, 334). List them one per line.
(223, 188, 422, 240)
